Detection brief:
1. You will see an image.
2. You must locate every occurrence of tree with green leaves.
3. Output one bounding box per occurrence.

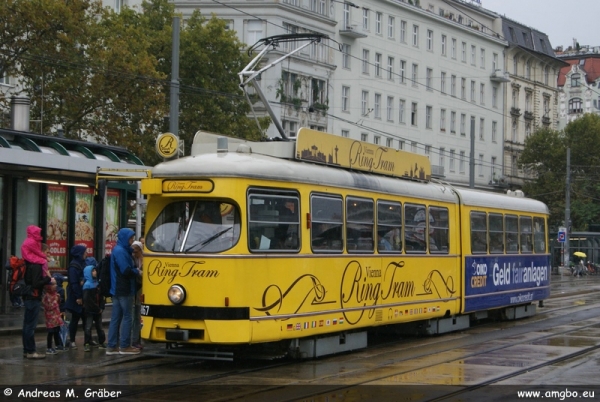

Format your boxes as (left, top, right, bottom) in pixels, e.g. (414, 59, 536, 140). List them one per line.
(520, 113, 600, 231)
(1, 0, 269, 166)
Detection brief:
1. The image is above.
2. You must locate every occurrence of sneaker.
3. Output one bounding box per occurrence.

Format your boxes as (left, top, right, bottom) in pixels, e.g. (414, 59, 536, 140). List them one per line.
(90, 341, 99, 348)
(132, 343, 143, 350)
(119, 346, 141, 355)
(106, 347, 119, 355)
(69, 342, 77, 350)
(98, 343, 107, 349)
(84, 344, 91, 352)
(26, 352, 46, 359)
(55, 346, 66, 352)
(46, 348, 57, 355)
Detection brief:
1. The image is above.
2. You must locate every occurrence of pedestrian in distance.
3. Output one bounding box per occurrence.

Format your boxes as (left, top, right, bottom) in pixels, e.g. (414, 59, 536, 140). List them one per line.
(82, 258, 106, 351)
(21, 225, 53, 359)
(65, 244, 88, 350)
(106, 228, 142, 355)
(131, 240, 144, 349)
(42, 281, 65, 354)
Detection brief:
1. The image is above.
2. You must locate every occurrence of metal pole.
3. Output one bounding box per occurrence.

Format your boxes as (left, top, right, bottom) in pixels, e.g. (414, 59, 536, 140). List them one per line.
(469, 115, 475, 188)
(564, 148, 571, 267)
(169, 16, 180, 138)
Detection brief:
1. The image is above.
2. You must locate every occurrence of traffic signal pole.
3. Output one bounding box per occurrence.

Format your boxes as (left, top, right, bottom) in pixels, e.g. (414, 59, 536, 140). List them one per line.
(564, 148, 571, 267)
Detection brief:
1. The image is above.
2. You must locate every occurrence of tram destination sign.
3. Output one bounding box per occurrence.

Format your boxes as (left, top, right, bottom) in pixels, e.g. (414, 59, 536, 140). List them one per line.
(295, 128, 431, 181)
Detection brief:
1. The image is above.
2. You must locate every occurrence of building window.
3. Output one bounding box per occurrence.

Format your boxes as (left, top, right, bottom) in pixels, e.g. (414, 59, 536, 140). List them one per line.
(362, 49, 369, 74)
(459, 151, 465, 174)
(441, 72, 446, 94)
(512, 119, 518, 142)
(478, 154, 484, 176)
(461, 78, 466, 99)
(361, 90, 369, 115)
(283, 120, 298, 138)
(525, 92, 532, 112)
(571, 73, 581, 87)
(411, 102, 418, 126)
(399, 99, 406, 123)
(342, 44, 351, 69)
(480, 48, 485, 68)
(480, 83, 485, 105)
(375, 53, 382, 77)
(387, 57, 394, 81)
(413, 25, 419, 47)
(451, 75, 456, 97)
(451, 38, 457, 59)
(470, 80, 476, 102)
(526, 122, 531, 138)
(450, 111, 456, 134)
(491, 156, 497, 179)
(493, 52, 498, 71)
(374, 93, 381, 118)
(569, 98, 583, 114)
(246, 20, 264, 45)
(386, 137, 393, 147)
(310, 0, 327, 15)
(363, 9, 369, 31)
(374, 135, 380, 145)
(492, 86, 498, 108)
(361, 133, 368, 142)
(461, 42, 467, 62)
(479, 118, 484, 140)
(440, 109, 446, 131)
(449, 149, 455, 172)
(426, 68, 433, 91)
(388, 16, 395, 38)
(512, 88, 519, 108)
(387, 96, 394, 121)
(400, 20, 407, 43)
(425, 145, 431, 157)
(400, 60, 406, 84)
(439, 148, 445, 169)
(342, 86, 350, 112)
(544, 66, 549, 85)
(441, 35, 447, 56)
(399, 141, 404, 150)
(426, 105, 432, 129)
(492, 121, 497, 142)
(375, 12, 382, 35)
(460, 113, 466, 136)
(526, 61, 531, 79)
(427, 29, 433, 51)
(471, 45, 476, 65)
(412, 64, 418, 87)
(513, 56, 519, 75)
(411, 142, 417, 153)
(341, 129, 349, 138)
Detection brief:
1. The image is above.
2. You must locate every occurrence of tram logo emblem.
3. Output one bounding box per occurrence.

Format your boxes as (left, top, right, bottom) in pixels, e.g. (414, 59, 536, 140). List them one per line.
(156, 132, 179, 159)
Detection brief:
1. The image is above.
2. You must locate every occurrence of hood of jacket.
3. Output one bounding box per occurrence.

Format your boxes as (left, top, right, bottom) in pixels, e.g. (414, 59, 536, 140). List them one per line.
(21, 225, 47, 265)
(117, 228, 135, 252)
(82, 265, 98, 290)
(70, 244, 87, 266)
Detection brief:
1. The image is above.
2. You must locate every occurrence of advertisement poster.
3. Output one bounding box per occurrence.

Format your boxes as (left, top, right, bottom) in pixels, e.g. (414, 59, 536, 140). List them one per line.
(105, 189, 120, 255)
(75, 187, 95, 257)
(47, 185, 69, 271)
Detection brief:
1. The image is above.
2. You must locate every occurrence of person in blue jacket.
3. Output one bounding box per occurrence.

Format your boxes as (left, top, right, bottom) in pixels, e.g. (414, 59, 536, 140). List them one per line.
(65, 244, 87, 350)
(106, 228, 141, 355)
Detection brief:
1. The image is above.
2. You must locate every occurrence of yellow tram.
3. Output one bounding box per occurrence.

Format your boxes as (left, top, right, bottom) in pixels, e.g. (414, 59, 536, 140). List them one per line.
(139, 128, 550, 359)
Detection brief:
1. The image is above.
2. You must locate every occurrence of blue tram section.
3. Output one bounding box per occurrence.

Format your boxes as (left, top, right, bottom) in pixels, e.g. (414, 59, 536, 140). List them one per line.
(464, 255, 551, 312)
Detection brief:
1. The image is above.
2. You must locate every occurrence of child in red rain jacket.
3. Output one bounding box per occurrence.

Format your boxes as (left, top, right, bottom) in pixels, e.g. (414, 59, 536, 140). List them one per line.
(42, 282, 65, 354)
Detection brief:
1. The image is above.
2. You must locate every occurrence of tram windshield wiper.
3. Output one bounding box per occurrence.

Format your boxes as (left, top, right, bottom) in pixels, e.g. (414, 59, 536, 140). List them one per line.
(184, 227, 232, 252)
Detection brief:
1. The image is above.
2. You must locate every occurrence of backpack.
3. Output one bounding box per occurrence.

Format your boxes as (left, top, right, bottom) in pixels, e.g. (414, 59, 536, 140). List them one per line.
(9, 256, 32, 297)
(97, 255, 112, 298)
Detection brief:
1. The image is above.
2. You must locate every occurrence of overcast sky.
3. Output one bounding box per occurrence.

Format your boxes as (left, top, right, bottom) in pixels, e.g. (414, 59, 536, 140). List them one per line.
(480, 0, 597, 49)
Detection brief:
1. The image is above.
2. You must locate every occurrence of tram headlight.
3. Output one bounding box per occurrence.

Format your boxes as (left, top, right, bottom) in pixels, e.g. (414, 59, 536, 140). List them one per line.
(168, 285, 186, 305)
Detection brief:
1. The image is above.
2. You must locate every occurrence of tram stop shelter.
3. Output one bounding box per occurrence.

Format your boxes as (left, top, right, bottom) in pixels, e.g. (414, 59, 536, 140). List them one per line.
(0, 127, 149, 312)
(550, 231, 600, 273)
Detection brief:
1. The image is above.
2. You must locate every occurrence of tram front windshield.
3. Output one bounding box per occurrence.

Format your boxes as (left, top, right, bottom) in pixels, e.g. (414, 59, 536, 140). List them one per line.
(146, 200, 239, 253)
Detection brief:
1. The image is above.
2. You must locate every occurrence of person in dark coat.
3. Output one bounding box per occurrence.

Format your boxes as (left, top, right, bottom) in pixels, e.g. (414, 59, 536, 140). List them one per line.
(21, 225, 53, 359)
(82, 258, 106, 351)
(65, 244, 87, 349)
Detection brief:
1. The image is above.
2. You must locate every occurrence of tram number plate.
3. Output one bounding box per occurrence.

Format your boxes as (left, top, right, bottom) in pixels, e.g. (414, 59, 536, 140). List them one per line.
(140, 305, 151, 316)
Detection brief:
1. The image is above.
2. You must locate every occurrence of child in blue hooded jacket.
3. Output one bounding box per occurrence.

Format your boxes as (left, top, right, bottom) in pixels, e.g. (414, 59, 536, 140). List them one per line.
(82, 257, 106, 351)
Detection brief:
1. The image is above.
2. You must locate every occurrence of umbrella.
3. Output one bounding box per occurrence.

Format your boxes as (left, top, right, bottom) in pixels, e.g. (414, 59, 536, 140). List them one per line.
(574, 251, 586, 258)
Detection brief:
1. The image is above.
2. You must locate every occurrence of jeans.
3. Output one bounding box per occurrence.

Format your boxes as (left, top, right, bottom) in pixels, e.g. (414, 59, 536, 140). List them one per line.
(22, 298, 41, 354)
(84, 312, 106, 345)
(107, 295, 133, 349)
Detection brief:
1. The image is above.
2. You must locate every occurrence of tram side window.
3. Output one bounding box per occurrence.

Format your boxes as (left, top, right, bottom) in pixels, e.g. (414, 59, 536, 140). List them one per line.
(520, 216, 533, 253)
(405, 204, 428, 253)
(533, 217, 546, 253)
(505, 215, 519, 253)
(489, 213, 504, 254)
(311, 195, 343, 252)
(377, 201, 402, 253)
(346, 197, 374, 252)
(470, 212, 488, 254)
(248, 192, 300, 252)
(146, 200, 240, 253)
(429, 207, 449, 253)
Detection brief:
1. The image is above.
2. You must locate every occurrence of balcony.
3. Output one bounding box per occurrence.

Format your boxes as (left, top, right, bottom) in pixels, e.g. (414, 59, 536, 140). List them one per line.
(523, 111, 534, 120)
(431, 164, 445, 178)
(339, 24, 367, 39)
(510, 107, 522, 117)
(542, 116, 551, 125)
(490, 69, 511, 83)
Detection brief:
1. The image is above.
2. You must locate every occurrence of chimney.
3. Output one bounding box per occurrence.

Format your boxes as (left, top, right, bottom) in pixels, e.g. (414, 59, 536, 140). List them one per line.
(10, 96, 30, 132)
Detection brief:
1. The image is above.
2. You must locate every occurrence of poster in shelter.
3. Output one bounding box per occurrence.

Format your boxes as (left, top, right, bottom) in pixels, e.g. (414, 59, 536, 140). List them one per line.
(105, 189, 120, 255)
(75, 187, 95, 256)
(46, 185, 68, 271)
